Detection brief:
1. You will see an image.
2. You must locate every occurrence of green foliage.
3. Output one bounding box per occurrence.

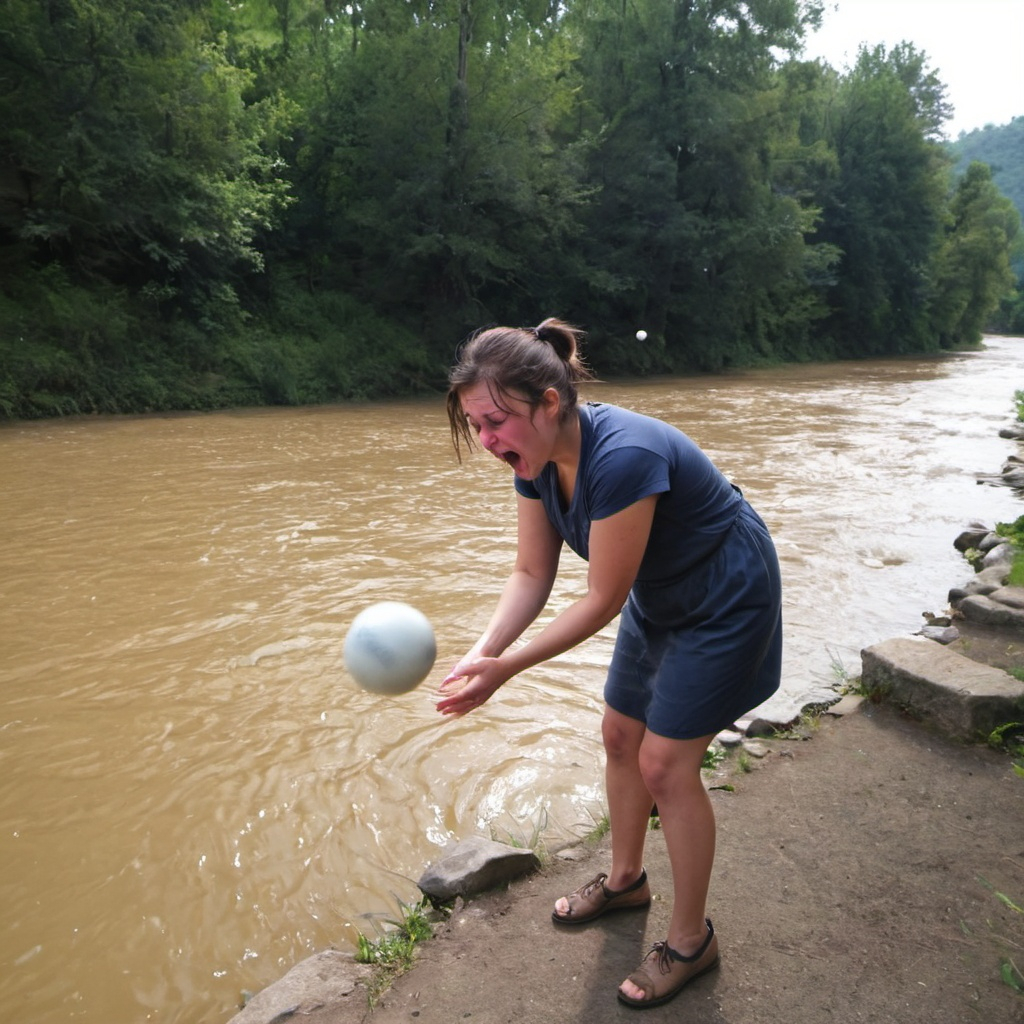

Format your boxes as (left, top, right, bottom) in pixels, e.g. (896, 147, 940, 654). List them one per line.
(1016, 390, 1024, 422)
(809, 43, 953, 356)
(2, 0, 1021, 419)
(949, 117, 1024, 229)
(355, 897, 435, 1005)
(355, 898, 434, 967)
(996, 515, 1024, 588)
(991, 287, 1024, 336)
(702, 745, 726, 772)
(999, 957, 1024, 994)
(562, 0, 830, 372)
(947, 118, 1024, 335)
(930, 163, 1021, 347)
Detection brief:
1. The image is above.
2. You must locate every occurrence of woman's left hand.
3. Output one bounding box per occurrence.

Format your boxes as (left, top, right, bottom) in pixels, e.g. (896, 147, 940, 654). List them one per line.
(435, 658, 509, 716)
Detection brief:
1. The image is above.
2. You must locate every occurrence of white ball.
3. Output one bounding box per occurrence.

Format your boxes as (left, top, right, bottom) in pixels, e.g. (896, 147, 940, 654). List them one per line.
(344, 602, 437, 695)
(635, 330, 648, 341)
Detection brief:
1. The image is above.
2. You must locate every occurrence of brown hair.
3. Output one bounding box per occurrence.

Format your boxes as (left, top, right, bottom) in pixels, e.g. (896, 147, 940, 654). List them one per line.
(446, 317, 595, 459)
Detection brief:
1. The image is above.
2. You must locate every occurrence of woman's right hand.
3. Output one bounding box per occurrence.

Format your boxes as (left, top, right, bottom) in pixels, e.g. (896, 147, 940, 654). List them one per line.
(435, 656, 510, 717)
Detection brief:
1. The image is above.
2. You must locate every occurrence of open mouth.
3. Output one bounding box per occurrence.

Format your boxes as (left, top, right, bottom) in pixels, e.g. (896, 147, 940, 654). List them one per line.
(498, 450, 523, 473)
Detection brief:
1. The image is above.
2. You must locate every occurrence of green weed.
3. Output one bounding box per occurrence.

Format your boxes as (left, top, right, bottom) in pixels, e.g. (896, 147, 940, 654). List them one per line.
(986, 721, 1024, 777)
(995, 516, 1024, 586)
(490, 808, 549, 859)
(355, 897, 435, 1005)
(702, 745, 727, 771)
(1000, 957, 1024, 993)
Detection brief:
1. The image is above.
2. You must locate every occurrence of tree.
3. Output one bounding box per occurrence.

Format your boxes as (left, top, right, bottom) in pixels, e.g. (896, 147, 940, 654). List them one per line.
(0, 0, 294, 412)
(929, 161, 1020, 347)
(561, 0, 828, 372)
(268, 0, 588, 343)
(811, 43, 952, 354)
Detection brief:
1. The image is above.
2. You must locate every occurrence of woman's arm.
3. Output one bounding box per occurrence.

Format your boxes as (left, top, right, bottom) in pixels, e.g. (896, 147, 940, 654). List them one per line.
(459, 494, 563, 661)
(436, 494, 658, 715)
(436, 494, 561, 711)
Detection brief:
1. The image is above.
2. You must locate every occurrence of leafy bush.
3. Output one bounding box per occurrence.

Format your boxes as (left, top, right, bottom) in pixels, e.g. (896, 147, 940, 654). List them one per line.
(996, 515, 1024, 586)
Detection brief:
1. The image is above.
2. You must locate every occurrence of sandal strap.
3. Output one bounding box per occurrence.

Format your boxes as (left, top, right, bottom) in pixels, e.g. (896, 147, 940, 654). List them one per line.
(664, 918, 715, 964)
(603, 867, 647, 899)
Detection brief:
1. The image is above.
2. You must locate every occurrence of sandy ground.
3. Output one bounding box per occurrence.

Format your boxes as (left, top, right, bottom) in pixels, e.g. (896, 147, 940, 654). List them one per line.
(295, 693, 1024, 1024)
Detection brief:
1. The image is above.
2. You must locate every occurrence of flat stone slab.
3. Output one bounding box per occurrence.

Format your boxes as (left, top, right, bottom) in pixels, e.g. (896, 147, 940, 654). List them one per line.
(957, 589, 1024, 630)
(861, 637, 1024, 740)
(225, 950, 372, 1024)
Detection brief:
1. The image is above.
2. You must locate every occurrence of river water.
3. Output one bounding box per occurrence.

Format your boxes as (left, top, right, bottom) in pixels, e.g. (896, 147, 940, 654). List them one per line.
(1, 337, 1022, 1023)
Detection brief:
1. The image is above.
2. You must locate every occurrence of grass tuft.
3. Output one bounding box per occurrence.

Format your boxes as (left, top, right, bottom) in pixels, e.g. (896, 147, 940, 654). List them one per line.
(355, 897, 436, 1006)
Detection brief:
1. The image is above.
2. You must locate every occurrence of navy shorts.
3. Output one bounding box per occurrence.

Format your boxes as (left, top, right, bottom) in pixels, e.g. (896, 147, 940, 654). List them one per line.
(604, 505, 782, 740)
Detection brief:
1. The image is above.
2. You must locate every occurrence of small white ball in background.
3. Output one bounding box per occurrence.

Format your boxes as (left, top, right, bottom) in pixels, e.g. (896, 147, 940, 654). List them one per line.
(343, 601, 437, 695)
(635, 330, 648, 341)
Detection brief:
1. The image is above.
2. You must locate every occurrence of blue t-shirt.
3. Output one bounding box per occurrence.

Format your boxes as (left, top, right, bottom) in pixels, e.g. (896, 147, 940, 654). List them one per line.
(514, 402, 741, 584)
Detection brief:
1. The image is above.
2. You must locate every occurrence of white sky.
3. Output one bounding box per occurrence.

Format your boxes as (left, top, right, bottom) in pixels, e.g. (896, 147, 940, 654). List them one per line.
(800, 0, 1024, 138)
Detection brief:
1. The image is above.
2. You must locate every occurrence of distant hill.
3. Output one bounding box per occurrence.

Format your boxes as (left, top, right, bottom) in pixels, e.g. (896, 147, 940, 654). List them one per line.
(949, 117, 1024, 219)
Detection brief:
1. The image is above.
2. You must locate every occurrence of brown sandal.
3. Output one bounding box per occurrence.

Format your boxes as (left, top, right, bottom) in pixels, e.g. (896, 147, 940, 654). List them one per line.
(551, 869, 650, 925)
(617, 919, 719, 1008)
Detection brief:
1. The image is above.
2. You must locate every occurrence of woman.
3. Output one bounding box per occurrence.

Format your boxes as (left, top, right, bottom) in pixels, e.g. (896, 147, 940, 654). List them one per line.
(436, 318, 782, 1009)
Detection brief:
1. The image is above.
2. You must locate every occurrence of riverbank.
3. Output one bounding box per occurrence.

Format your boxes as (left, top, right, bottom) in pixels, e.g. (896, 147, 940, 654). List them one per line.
(232, 699, 1024, 1024)
(229, 517, 1024, 1024)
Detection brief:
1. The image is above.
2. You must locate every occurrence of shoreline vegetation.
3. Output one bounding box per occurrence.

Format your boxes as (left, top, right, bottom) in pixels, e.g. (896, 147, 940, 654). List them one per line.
(2, 2, 1022, 422)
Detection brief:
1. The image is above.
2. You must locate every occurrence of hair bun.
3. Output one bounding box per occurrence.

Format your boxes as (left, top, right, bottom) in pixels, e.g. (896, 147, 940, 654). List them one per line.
(533, 318, 576, 363)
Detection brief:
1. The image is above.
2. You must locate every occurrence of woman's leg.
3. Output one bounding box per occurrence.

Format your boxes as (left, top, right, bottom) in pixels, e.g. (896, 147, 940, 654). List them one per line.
(554, 705, 650, 916)
(601, 705, 653, 891)
(618, 730, 716, 1001)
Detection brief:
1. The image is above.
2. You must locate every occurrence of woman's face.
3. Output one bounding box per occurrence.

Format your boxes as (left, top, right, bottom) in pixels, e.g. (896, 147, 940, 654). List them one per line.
(459, 381, 558, 480)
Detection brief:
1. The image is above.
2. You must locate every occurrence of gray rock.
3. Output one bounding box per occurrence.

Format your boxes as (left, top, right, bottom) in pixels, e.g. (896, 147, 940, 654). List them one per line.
(744, 717, 781, 738)
(417, 835, 540, 901)
(982, 542, 1015, 570)
(953, 524, 992, 552)
(977, 531, 1004, 552)
(915, 624, 960, 644)
(949, 564, 1008, 602)
(861, 637, 1024, 740)
(990, 585, 1024, 611)
(998, 424, 1024, 440)
(957, 593, 1024, 631)
(555, 845, 589, 862)
(226, 950, 371, 1024)
(823, 693, 865, 716)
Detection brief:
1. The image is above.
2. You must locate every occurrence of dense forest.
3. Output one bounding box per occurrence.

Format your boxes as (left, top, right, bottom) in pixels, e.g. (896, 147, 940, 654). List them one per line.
(949, 117, 1024, 334)
(1, 0, 1021, 419)
(951, 118, 1024, 223)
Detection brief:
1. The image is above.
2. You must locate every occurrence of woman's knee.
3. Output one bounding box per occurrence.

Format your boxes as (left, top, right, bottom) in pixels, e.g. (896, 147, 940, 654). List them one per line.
(637, 735, 712, 799)
(602, 706, 645, 761)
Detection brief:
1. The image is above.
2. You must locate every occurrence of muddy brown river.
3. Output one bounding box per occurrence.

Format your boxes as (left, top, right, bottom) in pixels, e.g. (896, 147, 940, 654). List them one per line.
(1, 337, 1021, 1023)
